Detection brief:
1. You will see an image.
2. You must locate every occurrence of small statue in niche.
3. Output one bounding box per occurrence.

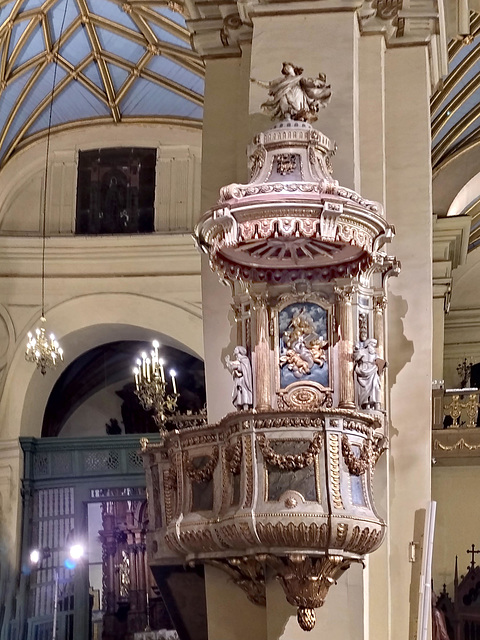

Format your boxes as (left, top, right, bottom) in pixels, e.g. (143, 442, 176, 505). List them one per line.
(251, 62, 332, 123)
(353, 338, 385, 410)
(280, 308, 328, 378)
(225, 346, 253, 410)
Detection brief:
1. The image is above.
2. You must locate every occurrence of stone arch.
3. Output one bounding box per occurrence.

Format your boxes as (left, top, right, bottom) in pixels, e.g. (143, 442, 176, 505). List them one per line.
(0, 292, 203, 440)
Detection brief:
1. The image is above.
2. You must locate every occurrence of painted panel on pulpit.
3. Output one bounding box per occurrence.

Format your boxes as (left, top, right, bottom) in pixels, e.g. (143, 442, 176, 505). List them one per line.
(279, 303, 329, 388)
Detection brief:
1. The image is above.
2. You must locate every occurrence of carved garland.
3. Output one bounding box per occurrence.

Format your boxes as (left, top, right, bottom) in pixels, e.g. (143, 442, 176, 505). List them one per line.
(341, 435, 371, 476)
(185, 446, 219, 483)
(225, 437, 242, 474)
(257, 433, 322, 470)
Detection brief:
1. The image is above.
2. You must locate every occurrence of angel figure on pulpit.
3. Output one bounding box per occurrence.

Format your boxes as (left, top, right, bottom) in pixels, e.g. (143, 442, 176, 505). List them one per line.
(251, 62, 332, 122)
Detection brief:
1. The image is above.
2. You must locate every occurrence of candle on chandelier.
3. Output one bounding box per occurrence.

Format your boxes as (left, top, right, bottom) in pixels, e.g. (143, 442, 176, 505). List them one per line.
(159, 358, 165, 383)
(152, 340, 159, 365)
(146, 358, 151, 382)
(141, 352, 147, 379)
(170, 369, 177, 394)
(133, 367, 140, 387)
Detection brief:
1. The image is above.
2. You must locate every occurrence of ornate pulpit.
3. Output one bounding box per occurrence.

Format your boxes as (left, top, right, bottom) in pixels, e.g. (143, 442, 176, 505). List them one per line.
(142, 64, 399, 631)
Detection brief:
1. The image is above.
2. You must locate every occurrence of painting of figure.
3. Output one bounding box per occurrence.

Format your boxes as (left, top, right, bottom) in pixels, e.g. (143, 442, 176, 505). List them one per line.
(279, 303, 329, 388)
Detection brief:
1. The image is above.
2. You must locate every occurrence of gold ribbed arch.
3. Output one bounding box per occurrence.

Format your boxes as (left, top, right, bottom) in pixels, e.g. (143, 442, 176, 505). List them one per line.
(0, 0, 204, 167)
(431, 13, 480, 171)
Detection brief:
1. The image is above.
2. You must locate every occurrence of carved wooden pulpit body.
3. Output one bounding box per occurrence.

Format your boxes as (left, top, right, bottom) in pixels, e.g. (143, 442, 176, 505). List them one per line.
(142, 67, 399, 631)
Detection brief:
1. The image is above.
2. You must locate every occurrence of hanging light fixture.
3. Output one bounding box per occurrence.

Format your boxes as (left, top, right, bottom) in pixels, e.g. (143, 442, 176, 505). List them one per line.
(25, 1, 69, 375)
(133, 340, 179, 436)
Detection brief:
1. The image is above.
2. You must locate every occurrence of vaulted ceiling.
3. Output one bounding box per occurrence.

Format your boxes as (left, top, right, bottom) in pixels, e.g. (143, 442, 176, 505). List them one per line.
(0, 0, 204, 168)
(431, 12, 480, 250)
(432, 12, 480, 172)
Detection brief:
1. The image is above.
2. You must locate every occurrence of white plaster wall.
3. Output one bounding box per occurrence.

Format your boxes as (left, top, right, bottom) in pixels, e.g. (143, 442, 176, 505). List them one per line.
(0, 121, 204, 575)
(60, 381, 125, 438)
(432, 466, 480, 593)
(0, 122, 202, 235)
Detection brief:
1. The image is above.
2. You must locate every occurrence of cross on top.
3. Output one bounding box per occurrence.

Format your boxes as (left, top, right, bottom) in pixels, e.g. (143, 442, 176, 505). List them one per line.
(466, 544, 480, 569)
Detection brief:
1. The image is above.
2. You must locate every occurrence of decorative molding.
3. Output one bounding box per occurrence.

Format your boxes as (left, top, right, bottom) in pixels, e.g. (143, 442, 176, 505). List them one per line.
(257, 433, 322, 470)
(208, 557, 266, 606)
(0, 235, 201, 278)
(185, 446, 219, 482)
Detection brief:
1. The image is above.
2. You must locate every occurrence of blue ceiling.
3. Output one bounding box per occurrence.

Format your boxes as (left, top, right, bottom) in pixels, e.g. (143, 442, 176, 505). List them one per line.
(0, 0, 204, 167)
(431, 15, 480, 170)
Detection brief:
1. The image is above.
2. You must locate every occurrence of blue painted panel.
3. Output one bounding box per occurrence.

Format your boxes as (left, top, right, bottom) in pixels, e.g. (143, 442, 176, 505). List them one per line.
(107, 63, 129, 92)
(48, 0, 80, 43)
(0, 68, 34, 134)
(12, 22, 46, 70)
(8, 17, 28, 58)
(95, 26, 144, 63)
(21, 0, 46, 9)
(27, 80, 110, 134)
(120, 77, 202, 118)
(82, 60, 104, 89)
(59, 24, 91, 67)
(147, 56, 204, 95)
(87, 0, 137, 31)
(0, 64, 67, 155)
(433, 85, 480, 146)
(153, 7, 187, 27)
(149, 22, 190, 49)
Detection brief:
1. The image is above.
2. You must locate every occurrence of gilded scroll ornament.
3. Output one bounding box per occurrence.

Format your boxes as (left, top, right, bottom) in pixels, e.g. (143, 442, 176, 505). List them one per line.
(344, 525, 382, 554)
(185, 446, 219, 483)
(267, 554, 351, 630)
(335, 523, 348, 547)
(163, 467, 177, 525)
(209, 557, 266, 606)
(256, 521, 328, 548)
(258, 433, 322, 470)
(329, 434, 344, 509)
(244, 436, 254, 508)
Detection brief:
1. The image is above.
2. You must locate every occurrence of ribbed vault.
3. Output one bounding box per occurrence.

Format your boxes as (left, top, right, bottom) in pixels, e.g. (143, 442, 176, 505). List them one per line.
(431, 12, 480, 172)
(432, 13, 480, 250)
(0, 0, 204, 168)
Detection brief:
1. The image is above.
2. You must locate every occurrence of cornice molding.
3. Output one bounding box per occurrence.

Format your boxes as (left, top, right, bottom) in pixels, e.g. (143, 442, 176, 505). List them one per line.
(185, 0, 448, 87)
(0, 234, 201, 279)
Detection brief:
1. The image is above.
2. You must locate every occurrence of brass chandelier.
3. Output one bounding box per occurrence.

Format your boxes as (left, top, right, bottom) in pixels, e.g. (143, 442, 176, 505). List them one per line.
(25, 1, 69, 375)
(133, 341, 179, 435)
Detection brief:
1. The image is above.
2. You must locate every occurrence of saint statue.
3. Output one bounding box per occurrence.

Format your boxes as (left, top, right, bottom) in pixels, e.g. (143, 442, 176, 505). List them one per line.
(251, 62, 332, 123)
(225, 346, 253, 410)
(353, 338, 383, 410)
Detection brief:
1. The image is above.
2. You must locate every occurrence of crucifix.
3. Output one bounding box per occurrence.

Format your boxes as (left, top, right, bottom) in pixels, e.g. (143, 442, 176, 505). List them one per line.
(466, 543, 480, 569)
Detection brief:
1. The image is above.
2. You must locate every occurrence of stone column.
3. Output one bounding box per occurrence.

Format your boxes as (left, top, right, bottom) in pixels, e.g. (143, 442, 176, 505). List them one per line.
(374, 295, 387, 407)
(335, 286, 355, 409)
(385, 44, 433, 640)
(197, 40, 268, 639)
(254, 301, 271, 410)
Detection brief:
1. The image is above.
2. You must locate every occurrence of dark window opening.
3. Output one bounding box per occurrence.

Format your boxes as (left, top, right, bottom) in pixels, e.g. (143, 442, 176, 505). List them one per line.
(76, 148, 156, 235)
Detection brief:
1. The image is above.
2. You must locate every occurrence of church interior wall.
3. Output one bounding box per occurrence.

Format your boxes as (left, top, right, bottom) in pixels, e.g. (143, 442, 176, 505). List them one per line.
(0, 119, 205, 608)
(432, 465, 480, 593)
